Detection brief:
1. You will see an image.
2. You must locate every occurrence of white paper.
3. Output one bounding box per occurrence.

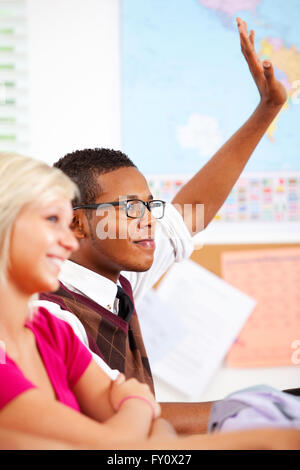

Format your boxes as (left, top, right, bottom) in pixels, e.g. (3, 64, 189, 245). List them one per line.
(136, 289, 187, 365)
(137, 259, 256, 400)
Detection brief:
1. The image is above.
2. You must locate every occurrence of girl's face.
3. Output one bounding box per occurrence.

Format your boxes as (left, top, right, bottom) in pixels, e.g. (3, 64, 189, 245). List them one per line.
(8, 196, 79, 295)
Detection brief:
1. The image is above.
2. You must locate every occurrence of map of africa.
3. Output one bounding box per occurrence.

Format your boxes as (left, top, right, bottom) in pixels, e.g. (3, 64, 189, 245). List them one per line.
(121, 0, 300, 175)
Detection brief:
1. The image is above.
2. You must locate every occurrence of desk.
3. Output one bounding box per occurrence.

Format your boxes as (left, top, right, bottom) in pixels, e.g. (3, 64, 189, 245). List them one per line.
(153, 243, 300, 403)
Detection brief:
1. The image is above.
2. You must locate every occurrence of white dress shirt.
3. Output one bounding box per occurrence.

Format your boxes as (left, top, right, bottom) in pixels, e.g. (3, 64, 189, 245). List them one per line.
(34, 202, 194, 380)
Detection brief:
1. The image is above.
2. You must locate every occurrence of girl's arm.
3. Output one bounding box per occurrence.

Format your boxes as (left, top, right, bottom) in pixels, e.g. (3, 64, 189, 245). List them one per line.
(0, 427, 77, 450)
(108, 427, 300, 450)
(0, 360, 159, 448)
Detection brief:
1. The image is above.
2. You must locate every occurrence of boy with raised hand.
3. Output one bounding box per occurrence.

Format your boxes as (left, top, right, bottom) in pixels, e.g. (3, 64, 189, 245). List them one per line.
(37, 18, 287, 435)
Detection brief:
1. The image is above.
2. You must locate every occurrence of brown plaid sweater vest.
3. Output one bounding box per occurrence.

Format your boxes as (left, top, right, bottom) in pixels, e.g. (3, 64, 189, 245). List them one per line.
(39, 275, 154, 394)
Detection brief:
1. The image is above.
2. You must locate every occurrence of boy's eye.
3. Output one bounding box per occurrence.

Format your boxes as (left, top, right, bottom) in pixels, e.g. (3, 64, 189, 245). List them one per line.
(47, 215, 58, 222)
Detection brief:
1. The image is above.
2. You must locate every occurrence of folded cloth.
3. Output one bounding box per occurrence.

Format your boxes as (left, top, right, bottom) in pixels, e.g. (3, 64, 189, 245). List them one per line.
(208, 385, 300, 432)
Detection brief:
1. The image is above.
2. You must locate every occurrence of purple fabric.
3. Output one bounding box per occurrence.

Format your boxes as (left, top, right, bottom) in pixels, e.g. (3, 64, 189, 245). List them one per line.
(208, 385, 300, 432)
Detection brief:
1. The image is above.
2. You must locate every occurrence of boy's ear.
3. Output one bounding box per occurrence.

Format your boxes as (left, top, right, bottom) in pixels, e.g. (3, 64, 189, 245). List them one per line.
(71, 212, 87, 239)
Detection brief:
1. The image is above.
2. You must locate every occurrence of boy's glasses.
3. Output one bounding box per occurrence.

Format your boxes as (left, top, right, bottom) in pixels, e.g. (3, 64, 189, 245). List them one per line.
(73, 199, 166, 219)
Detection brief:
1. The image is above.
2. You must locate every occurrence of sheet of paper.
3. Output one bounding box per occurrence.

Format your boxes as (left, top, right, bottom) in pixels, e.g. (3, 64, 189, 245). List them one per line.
(136, 289, 187, 365)
(222, 247, 300, 367)
(137, 259, 256, 400)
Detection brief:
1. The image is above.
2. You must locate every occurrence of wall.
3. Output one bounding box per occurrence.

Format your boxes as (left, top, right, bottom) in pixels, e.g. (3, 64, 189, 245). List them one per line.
(26, 0, 121, 164)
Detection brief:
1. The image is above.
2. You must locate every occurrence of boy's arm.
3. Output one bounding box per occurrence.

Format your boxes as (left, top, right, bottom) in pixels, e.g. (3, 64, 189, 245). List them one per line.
(172, 18, 287, 234)
(134, 427, 300, 450)
(160, 401, 213, 435)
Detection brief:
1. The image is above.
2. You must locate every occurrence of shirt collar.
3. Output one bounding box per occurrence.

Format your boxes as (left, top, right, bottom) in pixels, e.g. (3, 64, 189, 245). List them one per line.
(59, 260, 118, 312)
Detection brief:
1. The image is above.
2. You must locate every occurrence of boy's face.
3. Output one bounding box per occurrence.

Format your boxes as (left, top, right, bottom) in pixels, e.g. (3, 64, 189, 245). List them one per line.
(72, 166, 157, 281)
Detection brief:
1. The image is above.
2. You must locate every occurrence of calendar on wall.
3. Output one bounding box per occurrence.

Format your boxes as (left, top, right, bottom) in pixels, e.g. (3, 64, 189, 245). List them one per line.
(147, 172, 300, 224)
(0, 0, 28, 154)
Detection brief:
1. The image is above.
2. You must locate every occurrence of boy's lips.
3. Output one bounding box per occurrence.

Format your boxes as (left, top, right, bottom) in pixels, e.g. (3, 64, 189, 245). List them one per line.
(133, 239, 155, 249)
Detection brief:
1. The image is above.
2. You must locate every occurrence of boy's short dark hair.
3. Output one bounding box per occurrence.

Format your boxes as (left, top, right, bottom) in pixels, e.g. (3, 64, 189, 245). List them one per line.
(54, 148, 136, 206)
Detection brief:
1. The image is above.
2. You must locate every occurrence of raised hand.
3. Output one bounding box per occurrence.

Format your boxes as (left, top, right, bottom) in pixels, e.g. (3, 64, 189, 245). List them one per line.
(236, 17, 287, 107)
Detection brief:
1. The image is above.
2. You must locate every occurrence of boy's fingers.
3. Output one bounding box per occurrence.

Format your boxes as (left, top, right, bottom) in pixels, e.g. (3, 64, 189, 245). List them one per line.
(263, 61, 274, 80)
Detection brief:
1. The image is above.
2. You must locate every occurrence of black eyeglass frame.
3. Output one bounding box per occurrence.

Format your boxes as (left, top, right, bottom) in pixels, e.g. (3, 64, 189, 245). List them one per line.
(73, 199, 166, 219)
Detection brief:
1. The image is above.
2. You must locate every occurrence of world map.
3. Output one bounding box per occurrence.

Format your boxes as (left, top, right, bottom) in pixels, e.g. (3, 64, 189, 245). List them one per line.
(121, 0, 300, 175)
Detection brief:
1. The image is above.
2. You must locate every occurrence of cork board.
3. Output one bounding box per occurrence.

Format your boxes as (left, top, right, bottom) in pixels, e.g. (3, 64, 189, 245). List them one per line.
(190, 243, 300, 278)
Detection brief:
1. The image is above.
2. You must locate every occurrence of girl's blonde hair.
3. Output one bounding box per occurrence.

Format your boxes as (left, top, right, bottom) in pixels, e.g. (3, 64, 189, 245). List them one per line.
(0, 152, 79, 281)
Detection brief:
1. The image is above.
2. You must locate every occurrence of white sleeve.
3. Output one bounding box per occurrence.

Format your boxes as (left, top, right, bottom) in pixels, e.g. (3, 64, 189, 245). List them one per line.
(122, 202, 194, 304)
(32, 300, 120, 380)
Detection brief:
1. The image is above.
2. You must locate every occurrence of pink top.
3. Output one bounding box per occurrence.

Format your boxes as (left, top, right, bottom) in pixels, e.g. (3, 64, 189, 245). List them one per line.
(0, 307, 92, 412)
